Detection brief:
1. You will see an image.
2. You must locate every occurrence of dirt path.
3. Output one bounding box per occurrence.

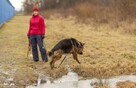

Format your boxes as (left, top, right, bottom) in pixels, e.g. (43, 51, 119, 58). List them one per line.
(0, 15, 136, 87)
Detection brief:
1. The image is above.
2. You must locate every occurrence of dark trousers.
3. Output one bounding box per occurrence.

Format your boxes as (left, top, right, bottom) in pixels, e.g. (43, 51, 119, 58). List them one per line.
(30, 35, 48, 62)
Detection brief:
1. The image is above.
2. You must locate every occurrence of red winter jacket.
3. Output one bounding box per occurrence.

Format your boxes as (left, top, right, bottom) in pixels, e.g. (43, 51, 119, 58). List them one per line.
(27, 14, 46, 36)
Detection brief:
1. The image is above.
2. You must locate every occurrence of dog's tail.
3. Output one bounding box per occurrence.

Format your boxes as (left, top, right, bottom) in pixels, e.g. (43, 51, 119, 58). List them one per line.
(48, 51, 53, 57)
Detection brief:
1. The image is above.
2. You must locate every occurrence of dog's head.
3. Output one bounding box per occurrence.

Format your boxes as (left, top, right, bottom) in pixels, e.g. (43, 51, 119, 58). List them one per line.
(76, 41, 85, 55)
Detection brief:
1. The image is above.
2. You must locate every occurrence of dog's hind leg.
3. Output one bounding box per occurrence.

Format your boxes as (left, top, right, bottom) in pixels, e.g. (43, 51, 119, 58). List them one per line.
(72, 53, 81, 64)
(51, 56, 59, 69)
(50, 50, 63, 69)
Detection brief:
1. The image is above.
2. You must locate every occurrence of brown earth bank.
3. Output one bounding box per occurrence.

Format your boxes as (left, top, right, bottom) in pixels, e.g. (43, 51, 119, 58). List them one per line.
(0, 15, 136, 87)
(117, 81, 136, 88)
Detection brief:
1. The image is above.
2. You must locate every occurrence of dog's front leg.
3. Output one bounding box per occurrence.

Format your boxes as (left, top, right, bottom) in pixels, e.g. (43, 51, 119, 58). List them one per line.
(72, 53, 81, 64)
(50, 58, 54, 69)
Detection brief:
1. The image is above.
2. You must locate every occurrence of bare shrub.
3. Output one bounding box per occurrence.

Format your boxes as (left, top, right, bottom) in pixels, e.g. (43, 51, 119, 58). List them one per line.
(23, 0, 136, 34)
(74, 2, 96, 20)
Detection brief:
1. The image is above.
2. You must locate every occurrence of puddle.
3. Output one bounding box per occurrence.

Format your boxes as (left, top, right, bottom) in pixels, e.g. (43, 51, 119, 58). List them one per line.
(26, 65, 136, 88)
(0, 68, 16, 87)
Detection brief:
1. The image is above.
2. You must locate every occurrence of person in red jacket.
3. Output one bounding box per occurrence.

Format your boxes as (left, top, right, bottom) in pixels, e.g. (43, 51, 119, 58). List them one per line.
(27, 6, 48, 62)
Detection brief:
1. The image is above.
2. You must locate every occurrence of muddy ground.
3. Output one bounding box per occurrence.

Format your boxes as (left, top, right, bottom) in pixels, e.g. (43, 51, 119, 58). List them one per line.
(0, 15, 136, 87)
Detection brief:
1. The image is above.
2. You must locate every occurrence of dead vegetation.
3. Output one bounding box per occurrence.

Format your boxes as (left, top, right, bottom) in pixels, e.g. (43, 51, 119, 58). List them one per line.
(23, 0, 136, 35)
(0, 15, 136, 87)
(0, 1, 136, 88)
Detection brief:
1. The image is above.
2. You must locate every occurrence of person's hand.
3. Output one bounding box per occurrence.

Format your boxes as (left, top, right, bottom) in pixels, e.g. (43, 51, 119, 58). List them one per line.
(41, 34, 45, 39)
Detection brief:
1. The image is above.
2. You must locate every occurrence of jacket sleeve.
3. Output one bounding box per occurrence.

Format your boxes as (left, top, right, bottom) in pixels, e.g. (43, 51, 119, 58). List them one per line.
(40, 17, 46, 35)
(27, 20, 31, 36)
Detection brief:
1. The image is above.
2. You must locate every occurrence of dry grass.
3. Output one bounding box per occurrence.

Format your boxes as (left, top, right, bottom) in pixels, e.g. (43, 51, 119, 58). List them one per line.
(91, 79, 110, 88)
(0, 15, 136, 87)
(45, 16, 136, 78)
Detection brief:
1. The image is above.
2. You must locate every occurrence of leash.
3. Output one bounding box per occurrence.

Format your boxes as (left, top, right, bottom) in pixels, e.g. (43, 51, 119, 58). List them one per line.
(58, 55, 67, 68)
(27, 39, 31, 58)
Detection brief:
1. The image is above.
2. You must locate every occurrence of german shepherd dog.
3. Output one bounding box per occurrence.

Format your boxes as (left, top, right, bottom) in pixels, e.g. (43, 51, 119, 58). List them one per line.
(49, 38, 85, 69)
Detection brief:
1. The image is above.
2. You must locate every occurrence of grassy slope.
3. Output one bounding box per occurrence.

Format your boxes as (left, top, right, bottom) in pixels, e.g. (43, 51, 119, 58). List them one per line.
(0, 15, 136, 87)
(46, 16, 136, 78)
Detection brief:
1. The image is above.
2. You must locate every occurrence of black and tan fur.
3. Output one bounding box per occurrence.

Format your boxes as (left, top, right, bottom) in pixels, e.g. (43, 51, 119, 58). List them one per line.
(49, 38, 85, 69)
